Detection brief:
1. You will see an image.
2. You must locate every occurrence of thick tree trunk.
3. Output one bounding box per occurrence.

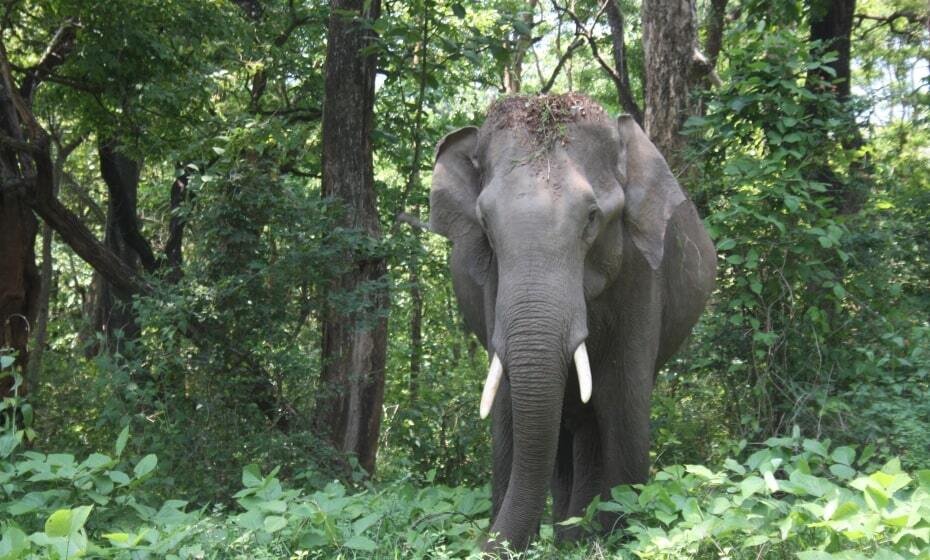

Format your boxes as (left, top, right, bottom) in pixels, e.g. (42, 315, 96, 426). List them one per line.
(642, 0, 697, 168)
(0, 79, 40, 399)
(93, 141, 148, 351)
(807, 0, 867, 215)
(313, 0, 388, 475)
(808, 0, 855, 102)
(0, 191, 39, 397)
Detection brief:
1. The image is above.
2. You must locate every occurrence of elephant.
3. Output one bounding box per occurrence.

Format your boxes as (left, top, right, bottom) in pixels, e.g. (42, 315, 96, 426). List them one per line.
(429, 93, 716, 552)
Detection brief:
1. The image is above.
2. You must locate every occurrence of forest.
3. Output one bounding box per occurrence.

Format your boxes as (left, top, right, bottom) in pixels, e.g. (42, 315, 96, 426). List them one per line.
(0, 0, 928, 557)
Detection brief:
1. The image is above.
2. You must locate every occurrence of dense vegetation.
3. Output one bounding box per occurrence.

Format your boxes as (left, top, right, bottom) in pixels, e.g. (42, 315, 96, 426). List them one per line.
(1, 0, 928, 557)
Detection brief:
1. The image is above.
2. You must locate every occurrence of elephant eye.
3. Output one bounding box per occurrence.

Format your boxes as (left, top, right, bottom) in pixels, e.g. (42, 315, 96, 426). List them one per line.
(583, 206, 599, 241)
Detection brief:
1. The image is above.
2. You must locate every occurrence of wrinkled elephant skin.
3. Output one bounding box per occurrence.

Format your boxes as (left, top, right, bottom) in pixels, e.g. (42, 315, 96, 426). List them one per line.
(429, 94, 716, 551)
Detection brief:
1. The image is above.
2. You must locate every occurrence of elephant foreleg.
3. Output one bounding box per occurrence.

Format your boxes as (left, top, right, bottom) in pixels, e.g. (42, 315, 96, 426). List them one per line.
(557, 418, 603, 542)
(595, 361, 654, 532)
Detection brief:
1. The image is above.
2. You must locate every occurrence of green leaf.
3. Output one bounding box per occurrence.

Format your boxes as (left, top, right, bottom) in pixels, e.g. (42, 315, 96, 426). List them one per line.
(343, 535, 377, 551)
(133, 454, 157, 478)
(684, 464, 715, 479)
(352, 512, 381, 535)
(236, 510, 264, 531)
(258, 500, 287, 513)
(44, 509, 72, 537)
(831, 446, 855, 466)
(741, 534, 769, 547)
(70, 506, 93, 534)
(451, 3, 465, 18)
(242, 464, 262, 488)
(263, 515, 287, 533)
(0, 526, 28, 558)
(43, 507, 90, 537)
(916, 470, 930, 490)
(828, 464, 856, 480)
(802, 439, 828, 457)
(115, 426, 130, 457)
(740, 476, 765, 498)
(108, 470, 131, 485)
(0, 356, 13, 369)
(80, 453, 113, 470)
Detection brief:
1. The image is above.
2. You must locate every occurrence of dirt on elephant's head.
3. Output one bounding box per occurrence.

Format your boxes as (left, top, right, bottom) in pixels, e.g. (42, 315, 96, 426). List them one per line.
(485, 92, 609, 148)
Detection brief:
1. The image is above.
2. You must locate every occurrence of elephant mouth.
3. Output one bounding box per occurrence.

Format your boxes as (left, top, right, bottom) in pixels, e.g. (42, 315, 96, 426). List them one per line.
(478, 341, 592, 419)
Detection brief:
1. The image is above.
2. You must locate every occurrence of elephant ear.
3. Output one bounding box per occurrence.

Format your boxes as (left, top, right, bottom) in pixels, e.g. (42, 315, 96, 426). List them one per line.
(617, 115, 686, 270)
(429, 126, 492, 285)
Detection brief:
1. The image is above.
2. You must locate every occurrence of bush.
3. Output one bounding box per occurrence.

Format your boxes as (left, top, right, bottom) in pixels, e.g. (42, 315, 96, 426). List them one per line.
(3, 412, 930, 559)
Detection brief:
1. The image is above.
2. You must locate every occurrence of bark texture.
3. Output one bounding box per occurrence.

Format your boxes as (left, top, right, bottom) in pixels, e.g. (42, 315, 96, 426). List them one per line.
(1, 66, 40, 399)
(313, 0, 388, 475)
(93, 141, 148, 349)
(605, 0, 643, 123)
(704, 0, 729, 68)
(642, 0, 697, 168)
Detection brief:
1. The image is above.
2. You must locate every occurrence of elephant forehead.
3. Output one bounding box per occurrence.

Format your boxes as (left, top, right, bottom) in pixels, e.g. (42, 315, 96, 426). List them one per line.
(483, 148, 595, 203)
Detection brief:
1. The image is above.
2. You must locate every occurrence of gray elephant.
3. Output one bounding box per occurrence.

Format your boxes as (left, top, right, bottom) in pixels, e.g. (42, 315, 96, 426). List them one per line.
(429, 93, 715, 551)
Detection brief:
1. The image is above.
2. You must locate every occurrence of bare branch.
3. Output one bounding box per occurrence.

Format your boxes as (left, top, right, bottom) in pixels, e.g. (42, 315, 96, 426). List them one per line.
(539, 37, 583, 93)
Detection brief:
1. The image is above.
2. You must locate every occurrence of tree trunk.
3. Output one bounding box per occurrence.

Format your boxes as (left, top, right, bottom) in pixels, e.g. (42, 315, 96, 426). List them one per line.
(704, 0, 729, 68)
(605, 0, 644, 123)
(642, 0, 697, 169)
(408, 249, 423, 399)
(313, 0, 388, 476)
(808, 0, 855, 102)
(503, 0, 539, 94)
(807, 0, 867, 215)
(0, 77, 40, 400)
(92, 141, 149, 352)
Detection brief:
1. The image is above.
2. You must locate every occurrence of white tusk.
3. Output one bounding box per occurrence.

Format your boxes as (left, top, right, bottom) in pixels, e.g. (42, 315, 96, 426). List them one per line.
(574, 343, 592, 403)
(479, 353, 504, 419)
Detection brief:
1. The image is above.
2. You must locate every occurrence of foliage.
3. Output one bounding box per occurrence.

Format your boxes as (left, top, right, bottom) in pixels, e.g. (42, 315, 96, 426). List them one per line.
(661, 3, 930, 470)
(1, 0, 928, 557)
(4, 424, 930, 558)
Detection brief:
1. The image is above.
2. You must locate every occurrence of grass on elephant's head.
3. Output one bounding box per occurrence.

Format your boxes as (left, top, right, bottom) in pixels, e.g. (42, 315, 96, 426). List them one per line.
(485, 92, 609, 150)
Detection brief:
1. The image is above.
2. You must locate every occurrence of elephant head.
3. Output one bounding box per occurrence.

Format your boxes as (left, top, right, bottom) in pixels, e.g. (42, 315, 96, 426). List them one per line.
(430, 94, 693, 549)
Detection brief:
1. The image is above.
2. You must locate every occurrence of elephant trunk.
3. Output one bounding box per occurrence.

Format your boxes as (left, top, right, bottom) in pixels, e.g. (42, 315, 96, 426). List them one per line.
(486, 271, 585, 551)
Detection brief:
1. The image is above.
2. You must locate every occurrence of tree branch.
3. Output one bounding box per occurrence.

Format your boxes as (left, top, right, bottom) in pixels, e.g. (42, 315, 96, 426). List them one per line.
(539, 37, 583, 93)
(604, 0, 643, 123)
(20, 18, 79, 101)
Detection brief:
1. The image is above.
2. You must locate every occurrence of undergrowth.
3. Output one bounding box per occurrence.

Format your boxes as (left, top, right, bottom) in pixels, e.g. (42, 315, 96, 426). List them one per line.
(2, 419, 929, 559)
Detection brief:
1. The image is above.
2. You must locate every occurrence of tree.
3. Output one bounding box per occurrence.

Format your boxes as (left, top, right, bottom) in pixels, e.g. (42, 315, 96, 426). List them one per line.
(641, 0, 697, 166)
(313, 0, 389, 475)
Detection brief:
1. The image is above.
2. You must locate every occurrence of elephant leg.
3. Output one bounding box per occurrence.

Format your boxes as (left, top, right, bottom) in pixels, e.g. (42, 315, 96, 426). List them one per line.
(595, 361, 655, 533)
(551, 425, 574, 541)
(491, 374, 513, 523)
(559, 417, 602, 541)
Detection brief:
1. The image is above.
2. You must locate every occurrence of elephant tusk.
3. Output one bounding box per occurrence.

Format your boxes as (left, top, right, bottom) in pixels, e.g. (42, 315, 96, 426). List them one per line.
(479, 353, 504, 420)
(574, 342, 592, 403)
